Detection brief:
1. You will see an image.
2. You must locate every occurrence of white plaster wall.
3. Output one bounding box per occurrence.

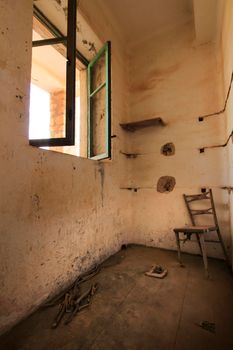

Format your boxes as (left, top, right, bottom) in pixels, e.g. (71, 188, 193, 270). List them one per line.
(0, 0, 132, 334)
(219, 0, 233, 266)
(126, 13, 231, 258)
(1, 0, 233, 336)
(193, 0, 218, 43)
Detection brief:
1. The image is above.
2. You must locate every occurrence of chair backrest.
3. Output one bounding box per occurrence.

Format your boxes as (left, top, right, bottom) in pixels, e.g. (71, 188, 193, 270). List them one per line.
(183, 189, 219, 228)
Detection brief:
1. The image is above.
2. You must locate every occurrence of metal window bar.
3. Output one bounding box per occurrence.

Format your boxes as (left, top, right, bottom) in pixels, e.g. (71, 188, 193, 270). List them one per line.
(33, 4, 88, 66)
(32, 37, 67, 47)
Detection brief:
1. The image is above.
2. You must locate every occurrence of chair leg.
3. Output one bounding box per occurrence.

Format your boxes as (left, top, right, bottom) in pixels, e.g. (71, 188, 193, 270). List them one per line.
(216, 228, 230, 267)
(196, 233, 202, 255)
(175, 231, 182, 265)
(199, 234, 209, 278)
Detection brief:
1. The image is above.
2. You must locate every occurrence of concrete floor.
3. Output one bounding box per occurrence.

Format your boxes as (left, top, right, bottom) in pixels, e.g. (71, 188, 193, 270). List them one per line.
(1, 245, 233, 350)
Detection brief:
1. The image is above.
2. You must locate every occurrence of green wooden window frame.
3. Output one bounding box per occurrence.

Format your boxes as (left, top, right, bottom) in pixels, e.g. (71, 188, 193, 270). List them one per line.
(30, 2, 111, 160)
(88, 41, 111, 160)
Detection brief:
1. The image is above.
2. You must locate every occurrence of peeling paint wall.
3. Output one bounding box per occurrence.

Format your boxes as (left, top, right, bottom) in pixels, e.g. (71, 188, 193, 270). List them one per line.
(126, 11, 231, 258)
(0, 0, 131, 334)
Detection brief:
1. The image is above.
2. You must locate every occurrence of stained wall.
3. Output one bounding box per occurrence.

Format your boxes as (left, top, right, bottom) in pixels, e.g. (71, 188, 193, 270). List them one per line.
(0, 0, 131, 334)
(126, 8, 231, 258)
(1, 0, 233, 336)
(219, 0, 233, 266)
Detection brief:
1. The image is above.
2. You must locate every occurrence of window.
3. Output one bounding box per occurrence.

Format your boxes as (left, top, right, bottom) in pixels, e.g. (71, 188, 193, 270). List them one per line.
(88, 42, 111, 160)
(29, 0, 111, 160)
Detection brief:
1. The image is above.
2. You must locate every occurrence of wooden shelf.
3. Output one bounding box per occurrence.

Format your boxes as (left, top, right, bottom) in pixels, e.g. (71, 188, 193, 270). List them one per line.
(120, 117, 165, 132)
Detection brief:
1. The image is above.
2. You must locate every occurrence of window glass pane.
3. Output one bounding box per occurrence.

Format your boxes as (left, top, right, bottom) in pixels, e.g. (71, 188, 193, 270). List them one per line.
(91, 53, 106, 92)
(91, 87, 106, 156)
(29, 43, 67, 140)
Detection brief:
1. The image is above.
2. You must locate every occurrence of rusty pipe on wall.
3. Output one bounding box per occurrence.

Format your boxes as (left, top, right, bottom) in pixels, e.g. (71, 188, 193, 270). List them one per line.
(198, 72, 233, 121)
(199, 130, 233, 153)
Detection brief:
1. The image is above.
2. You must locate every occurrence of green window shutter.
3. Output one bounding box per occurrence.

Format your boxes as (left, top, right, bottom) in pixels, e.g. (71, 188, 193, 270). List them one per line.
(88, 41, 111, 160)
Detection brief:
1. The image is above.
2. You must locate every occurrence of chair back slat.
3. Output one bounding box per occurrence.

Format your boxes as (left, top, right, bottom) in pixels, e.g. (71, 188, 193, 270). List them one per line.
(191, 208, 213, 215)
(185, 192, 210, 202)
(183, 189, 219, 228)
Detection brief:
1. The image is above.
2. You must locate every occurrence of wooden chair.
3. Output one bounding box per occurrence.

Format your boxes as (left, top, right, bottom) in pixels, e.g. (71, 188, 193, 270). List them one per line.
(174, 189, 229, 277)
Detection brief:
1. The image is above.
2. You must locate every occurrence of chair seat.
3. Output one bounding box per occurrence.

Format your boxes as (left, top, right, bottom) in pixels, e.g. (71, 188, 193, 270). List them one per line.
(174, 225, 217, 233)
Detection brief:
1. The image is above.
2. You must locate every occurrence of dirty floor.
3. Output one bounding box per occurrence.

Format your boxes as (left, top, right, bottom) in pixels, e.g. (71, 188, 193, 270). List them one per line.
(1, 245, 233, 350)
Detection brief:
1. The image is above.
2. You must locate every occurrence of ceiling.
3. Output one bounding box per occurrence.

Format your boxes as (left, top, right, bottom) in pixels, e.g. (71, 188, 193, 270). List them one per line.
(104, 0, 194, 42)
